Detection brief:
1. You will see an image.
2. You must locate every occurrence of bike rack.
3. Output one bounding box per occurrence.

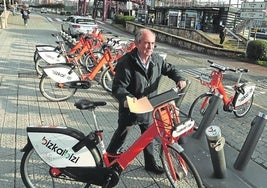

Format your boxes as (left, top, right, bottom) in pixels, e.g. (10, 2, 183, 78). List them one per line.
(193, 93, 223, 139)
(234, 112, 267, 171)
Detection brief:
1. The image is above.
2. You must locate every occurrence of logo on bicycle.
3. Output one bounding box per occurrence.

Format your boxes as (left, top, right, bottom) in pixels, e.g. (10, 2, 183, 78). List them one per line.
(51, 69, 72, 80)
(237, 86, 255, 103)
(42, 136, 80, 164)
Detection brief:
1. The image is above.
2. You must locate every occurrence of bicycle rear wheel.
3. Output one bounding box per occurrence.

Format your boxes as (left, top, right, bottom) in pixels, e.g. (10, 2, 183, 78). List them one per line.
(160, 145, 203, 188)
(188, 93, 213, 128)
(34, 50, 40, 63)
(100, 66, 115, 92)
(20, 146, 90, 188)
(234, 94, 254, 118)
(39, 74, 77, 102)
(35, 58, 49, 76)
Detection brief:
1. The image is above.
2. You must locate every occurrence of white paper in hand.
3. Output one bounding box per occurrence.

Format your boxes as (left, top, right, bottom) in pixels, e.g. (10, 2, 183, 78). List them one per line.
(126, 96, 153, 114)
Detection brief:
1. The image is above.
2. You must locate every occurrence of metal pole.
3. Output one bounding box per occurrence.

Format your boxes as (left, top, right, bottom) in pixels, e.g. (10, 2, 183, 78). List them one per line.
(206, 125, 227, 178)
(193, 93, 223, 139)
(175, 80, 191, 108)
(234, 112, 267, 171)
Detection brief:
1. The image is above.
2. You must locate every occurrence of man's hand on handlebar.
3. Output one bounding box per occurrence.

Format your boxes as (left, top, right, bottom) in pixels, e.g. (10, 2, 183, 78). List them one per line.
(177, 80, 187, 90)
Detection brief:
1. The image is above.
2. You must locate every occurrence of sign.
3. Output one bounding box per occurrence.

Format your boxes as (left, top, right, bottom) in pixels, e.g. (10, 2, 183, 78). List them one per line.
(241, 2, 266, 9)
(126, 2, 132, 10)
(240, 12, 265, 19)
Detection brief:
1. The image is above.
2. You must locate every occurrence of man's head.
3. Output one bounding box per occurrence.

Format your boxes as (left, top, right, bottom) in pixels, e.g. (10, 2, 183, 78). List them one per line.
(135, 29, 156, 58)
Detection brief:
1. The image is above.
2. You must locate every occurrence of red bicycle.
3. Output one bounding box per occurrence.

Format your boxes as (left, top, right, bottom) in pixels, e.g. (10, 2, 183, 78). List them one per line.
(39, 42, 130, 101)
(188, 60, 255, 127)
(20, 87, 203, 187)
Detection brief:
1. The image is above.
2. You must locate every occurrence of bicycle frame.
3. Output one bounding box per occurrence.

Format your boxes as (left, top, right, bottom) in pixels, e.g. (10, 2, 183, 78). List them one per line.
(200, 70, 232, 106)
(81, 45, 115, 81)
(105, 101, 194, 170)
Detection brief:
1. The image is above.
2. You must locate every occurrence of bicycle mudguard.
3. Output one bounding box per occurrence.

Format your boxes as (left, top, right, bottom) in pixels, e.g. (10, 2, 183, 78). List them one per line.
(233, 82, 255, 107)
(38, 51, 66, 64)
(169, 142, 184, 153)
(36, 45, 57, 52)
(43, 64, 80, 83)
(26, 126, 102, 168)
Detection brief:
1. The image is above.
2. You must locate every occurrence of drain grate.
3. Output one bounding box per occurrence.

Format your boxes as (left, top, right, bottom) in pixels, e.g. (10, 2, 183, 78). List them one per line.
(18, 72, 39, 78)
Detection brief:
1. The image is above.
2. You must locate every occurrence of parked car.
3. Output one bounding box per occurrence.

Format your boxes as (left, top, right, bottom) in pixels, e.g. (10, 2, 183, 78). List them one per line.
(40, 8, 47, 13)
(61, 16, 98, 37)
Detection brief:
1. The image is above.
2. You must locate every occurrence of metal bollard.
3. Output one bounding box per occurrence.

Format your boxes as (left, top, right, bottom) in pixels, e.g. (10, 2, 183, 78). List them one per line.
(193, 93, 223, 139)
(206, 125, 227, 178)
(175, 80, 191, 108)
(234, 112, 267, 171)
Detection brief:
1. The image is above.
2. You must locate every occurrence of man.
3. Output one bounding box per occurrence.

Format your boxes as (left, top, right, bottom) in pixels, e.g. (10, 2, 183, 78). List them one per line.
(219, 26, 226, 44)
(106, 28, 187, 174)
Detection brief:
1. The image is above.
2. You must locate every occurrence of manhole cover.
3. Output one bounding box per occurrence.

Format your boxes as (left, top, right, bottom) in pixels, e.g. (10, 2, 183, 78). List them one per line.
(18, 72, 38, 78)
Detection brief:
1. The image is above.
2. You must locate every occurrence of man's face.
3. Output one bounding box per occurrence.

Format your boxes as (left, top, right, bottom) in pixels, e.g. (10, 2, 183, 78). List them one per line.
(136, 31, 155, 58)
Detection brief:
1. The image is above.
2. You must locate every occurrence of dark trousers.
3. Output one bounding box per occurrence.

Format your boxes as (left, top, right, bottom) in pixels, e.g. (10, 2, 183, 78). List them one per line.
(220, 36, 225, 44)
(106, 111, 156, 166)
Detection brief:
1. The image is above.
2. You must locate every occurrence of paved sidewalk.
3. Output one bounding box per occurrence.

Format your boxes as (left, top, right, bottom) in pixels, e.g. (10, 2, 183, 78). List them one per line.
(0, 14, 266, 188)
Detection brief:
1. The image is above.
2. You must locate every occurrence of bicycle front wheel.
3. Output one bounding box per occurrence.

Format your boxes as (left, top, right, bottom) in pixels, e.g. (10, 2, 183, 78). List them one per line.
(234, 94, 254, 118)
(100, 66, 115, 92)
(20, 146, 90, 188)
(39, 74, 77, 102)
(188, 93, 213, 128)
(160, 145, 203, 188)
(84, 51, 103, 72)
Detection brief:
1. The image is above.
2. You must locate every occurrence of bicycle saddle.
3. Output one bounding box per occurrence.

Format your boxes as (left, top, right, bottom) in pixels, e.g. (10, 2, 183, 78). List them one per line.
(75, 99, 106, 110)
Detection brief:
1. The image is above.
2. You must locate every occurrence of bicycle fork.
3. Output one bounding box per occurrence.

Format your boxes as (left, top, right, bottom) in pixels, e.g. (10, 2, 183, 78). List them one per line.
(161, 143, 187, 181)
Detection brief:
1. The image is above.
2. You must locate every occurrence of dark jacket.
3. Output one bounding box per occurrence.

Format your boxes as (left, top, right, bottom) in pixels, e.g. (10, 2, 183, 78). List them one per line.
(21, 9, 30, 19)
(112, 48, 186, 123)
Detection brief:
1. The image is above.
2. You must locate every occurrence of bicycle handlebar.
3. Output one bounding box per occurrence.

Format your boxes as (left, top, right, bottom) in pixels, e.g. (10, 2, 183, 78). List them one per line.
(207, 60, 249, 73)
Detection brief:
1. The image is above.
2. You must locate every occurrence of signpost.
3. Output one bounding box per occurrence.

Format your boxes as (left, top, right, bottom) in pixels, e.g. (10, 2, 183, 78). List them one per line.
(240, 1, 267, 42)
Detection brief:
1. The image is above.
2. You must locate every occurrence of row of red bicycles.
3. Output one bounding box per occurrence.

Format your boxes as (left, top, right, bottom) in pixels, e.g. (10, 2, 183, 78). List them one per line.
(34, 29, 135, 102)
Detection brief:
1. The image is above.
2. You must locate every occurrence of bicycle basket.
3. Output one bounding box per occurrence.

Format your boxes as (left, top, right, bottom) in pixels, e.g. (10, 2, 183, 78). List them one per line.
(153, 102, 180, 139)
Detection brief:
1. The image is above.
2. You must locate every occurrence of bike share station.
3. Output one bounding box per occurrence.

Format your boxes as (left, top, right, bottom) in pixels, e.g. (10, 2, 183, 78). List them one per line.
(179, 92, 267, 187)
(51, 18, 267, 187)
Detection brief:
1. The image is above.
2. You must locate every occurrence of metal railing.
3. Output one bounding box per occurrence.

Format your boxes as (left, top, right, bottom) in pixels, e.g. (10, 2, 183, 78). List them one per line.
(225, 27, 243, 49)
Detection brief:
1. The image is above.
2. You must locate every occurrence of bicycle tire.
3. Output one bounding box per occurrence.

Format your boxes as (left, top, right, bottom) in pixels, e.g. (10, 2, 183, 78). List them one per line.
(100, 66, 115, 92)
(20, 146, 91, 188)
(188, 93, 213, 128)
(39, 74, 77, 102)
(160, 145, 203, 188)
(35, 58, 49, 76)
(234, 94, 254, 118)
(34, 50, 40, 63)
(84, 51, 103, 72)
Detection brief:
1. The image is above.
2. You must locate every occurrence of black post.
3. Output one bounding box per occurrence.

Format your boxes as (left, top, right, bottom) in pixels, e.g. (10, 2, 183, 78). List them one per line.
(175, 80, 191, 108)
(206, 125, 227, 178)
(234, 112, 267, 171)
(193, 93, 223, 139)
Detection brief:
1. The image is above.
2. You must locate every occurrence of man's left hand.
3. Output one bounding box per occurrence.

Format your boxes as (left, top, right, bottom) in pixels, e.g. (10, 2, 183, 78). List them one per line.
(177, 80, 187, 90)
